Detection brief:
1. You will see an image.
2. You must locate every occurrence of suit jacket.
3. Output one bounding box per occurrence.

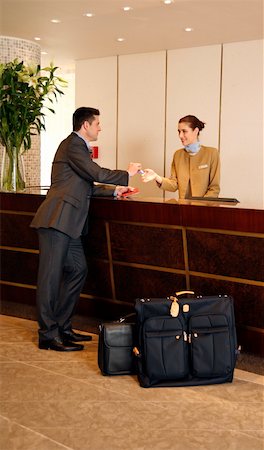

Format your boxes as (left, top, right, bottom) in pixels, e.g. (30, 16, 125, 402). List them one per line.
(30, 133, 129, 238)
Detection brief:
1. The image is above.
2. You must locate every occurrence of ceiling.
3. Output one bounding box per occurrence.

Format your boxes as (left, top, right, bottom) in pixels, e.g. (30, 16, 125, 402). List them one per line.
(1, 0, 263, 70)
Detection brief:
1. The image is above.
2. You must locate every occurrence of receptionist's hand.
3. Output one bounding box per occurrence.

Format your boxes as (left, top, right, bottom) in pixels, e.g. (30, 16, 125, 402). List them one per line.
(142, 169, 162, 184)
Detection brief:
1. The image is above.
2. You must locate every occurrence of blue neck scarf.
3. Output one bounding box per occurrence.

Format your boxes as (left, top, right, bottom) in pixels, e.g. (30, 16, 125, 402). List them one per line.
(184, 141, 201, 154)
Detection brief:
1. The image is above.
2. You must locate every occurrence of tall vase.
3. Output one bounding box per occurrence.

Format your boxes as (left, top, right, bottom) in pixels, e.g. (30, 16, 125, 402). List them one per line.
(0, 147, 26, 192)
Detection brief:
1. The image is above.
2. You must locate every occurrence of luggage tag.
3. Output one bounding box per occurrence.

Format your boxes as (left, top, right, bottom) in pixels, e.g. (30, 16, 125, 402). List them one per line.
(169, 296, 179, 317)
(169, 290, 194, 317)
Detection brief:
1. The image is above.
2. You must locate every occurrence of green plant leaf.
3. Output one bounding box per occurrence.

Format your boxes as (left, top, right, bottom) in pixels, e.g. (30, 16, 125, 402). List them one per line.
(0, 59, 67, 153)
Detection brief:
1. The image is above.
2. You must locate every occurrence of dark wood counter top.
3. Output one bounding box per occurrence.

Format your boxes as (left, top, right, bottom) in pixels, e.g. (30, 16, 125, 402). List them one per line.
(1, 191, 263, 233)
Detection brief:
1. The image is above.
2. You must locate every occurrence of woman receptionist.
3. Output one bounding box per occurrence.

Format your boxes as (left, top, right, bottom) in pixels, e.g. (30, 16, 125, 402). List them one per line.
(142, 115, 220, 199)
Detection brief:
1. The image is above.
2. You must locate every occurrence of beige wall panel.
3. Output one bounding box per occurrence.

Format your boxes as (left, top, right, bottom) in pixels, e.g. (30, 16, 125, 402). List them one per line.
(118, 52, 166, 197)
(41, 72, 75, 186)
(75, 57, 117, 169)
(166, 45, 222, 199)
(220, 40, 263, 207)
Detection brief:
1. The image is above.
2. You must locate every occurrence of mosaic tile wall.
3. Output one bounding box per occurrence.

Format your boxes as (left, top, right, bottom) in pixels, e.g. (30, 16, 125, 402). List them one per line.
(0, 36, 41, 188)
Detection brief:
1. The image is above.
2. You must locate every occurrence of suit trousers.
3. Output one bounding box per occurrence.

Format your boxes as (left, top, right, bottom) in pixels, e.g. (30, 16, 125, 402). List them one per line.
(36, 228, 88, 342)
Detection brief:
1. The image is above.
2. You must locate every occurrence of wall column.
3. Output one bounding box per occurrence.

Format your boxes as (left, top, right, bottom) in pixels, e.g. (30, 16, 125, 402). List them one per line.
(0, 36, 41, 188)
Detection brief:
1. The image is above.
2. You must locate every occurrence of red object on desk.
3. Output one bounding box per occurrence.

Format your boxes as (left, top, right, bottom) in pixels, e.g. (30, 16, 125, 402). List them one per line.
(121, 188, 139, 197)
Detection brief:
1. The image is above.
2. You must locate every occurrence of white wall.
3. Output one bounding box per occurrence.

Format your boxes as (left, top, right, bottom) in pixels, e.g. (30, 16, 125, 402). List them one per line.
(118, 52, 166, 196)
(41, 71, 75, 186)
(220, 40, 263, 205)
(75, 56, 117, 170)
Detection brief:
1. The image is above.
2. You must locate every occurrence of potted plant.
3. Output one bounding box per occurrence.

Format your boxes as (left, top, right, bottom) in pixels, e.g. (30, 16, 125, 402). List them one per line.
(0, 59, 67, 191)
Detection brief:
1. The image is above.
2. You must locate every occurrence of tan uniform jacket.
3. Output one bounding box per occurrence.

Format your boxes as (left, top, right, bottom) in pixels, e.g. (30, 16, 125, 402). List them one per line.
(160, 146, 220, 199)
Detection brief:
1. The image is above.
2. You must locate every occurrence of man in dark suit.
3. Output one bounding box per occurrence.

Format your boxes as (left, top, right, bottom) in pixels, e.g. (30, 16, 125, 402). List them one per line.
(31, 107, 141, 351)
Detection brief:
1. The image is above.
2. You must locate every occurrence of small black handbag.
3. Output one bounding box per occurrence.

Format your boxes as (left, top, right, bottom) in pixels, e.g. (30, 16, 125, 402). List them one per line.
(98, 314, 136, 376)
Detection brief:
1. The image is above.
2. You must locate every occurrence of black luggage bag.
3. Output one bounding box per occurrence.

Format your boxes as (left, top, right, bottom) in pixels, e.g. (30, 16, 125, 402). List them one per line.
(134, 292, 238, 388)
(98, 314, 136, 376)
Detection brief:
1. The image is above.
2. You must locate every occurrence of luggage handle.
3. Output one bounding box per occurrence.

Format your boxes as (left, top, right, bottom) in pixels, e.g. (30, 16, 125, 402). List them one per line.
(175, 290, 195, 297)
(119, 313, 136, 323)
(170, 291, 195, 317)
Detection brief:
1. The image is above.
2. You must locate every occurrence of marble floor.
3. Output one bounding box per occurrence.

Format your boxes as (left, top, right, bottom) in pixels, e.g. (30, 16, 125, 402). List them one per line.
(0, 315, 263, 450)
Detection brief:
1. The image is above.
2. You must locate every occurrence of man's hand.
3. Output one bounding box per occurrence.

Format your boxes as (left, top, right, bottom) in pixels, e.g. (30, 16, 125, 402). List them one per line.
(127, 162, 142, 177)
(114, 186, 138, 198)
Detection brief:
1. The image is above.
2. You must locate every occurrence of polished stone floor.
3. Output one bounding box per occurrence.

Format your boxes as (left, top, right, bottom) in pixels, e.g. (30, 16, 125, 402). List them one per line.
(0, 315, 263, 450)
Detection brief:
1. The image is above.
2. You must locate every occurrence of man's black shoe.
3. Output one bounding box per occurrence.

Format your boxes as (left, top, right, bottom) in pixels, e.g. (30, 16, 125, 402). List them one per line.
(62, 330, 92, 342)
(39, 336, 84, 351)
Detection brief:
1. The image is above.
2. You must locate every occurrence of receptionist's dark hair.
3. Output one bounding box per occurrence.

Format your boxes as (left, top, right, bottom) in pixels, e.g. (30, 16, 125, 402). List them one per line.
(179, 115, 205, 135)
(73, 107, 100, 131)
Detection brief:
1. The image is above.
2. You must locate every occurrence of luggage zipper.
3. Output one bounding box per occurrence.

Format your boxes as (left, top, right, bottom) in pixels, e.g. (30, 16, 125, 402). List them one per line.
(188, 332, 198, 343)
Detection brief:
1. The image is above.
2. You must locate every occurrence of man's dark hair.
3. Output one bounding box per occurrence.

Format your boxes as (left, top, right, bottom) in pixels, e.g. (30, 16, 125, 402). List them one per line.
(73, 107, 100, 131)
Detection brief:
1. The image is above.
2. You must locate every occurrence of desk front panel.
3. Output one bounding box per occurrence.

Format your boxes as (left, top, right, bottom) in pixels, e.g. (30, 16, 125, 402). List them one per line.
(1, 193, 263, 356)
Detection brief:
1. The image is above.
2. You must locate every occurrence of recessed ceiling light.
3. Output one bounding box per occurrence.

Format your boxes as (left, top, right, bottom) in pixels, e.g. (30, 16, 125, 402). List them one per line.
(184, 27, 193, 32)
(163, 0, 174, 4)
(51, 19, 61, 23)
(83, 13, 94, 17)
(117, 37, 125, 42)
(34, 37, 41, 41)
(123, 6, 133, 11)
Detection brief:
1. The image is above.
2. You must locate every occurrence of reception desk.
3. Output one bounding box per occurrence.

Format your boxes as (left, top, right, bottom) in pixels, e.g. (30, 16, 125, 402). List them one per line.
(0, 191, 263, 356)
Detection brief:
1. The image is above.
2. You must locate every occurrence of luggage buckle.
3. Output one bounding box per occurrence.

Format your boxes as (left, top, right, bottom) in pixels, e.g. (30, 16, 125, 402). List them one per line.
(133, 347, 140, 357)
